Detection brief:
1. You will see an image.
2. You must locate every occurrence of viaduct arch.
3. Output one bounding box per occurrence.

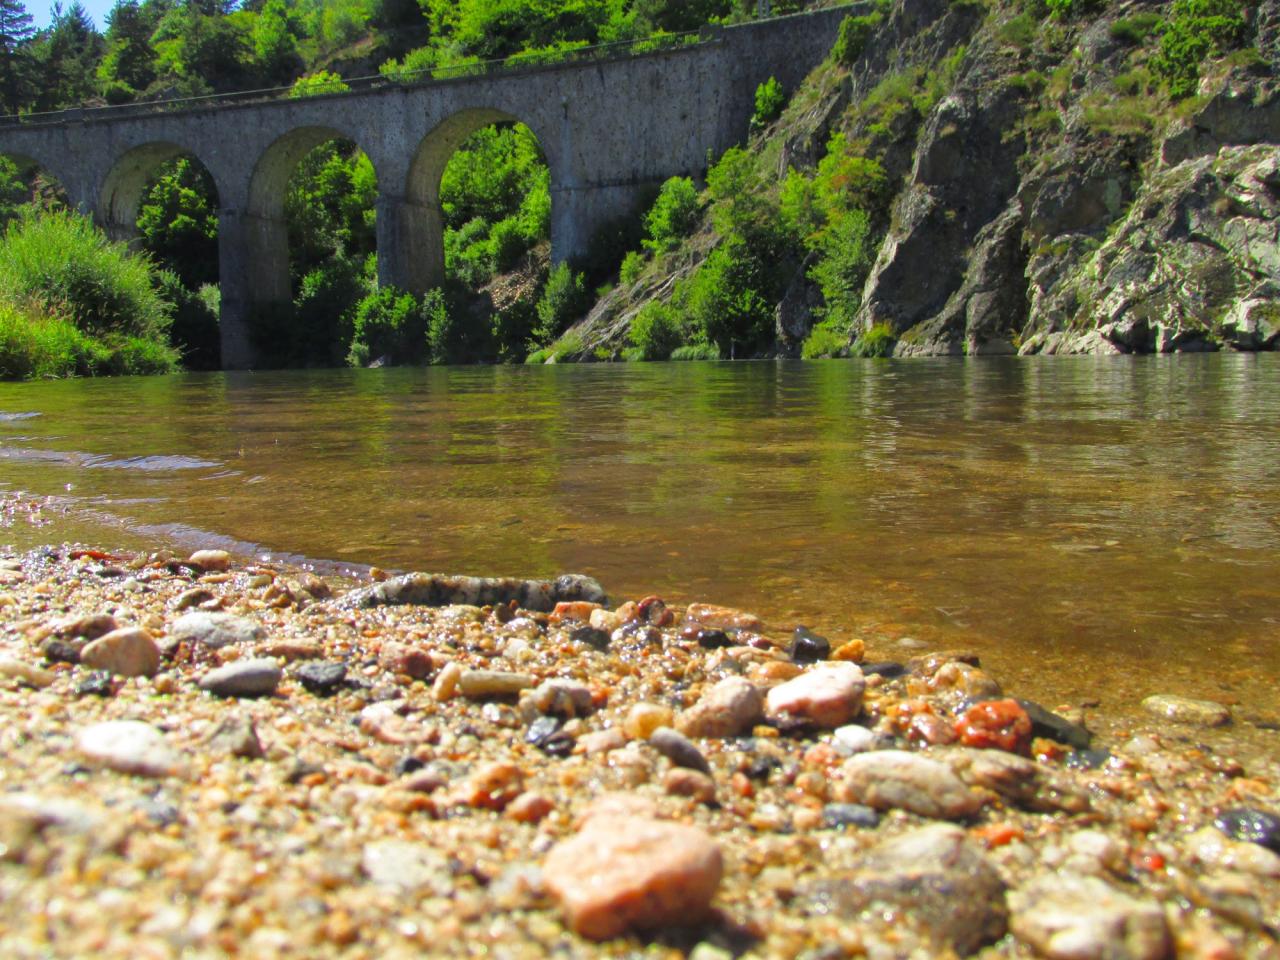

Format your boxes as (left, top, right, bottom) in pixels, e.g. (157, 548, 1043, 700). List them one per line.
(0, 6, 856, 368)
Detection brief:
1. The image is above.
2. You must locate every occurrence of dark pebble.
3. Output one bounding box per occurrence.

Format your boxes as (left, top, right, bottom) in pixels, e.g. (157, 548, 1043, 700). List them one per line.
(526, 716, 574, 757)
(568, 625, 610, 651)
(648, 726, 712, 774)
(394, 756, 426, 776)
(1065, 748, 1111, 770)
(696, 629, 733, 649)
(822, 803, 880, 830)
(745, 755, 782, 781)
(294, 661, 348, 696)
(1215, 808, 1280, 854)
(790, 626, 830, 664)
(1017, 699, 1092, 749)
(75, 671, 115, 698)
(135, 798, 180, 826)
(860, 661, 906, 679)
(42, 637, 86, 664)
(285, 759, 325, 784)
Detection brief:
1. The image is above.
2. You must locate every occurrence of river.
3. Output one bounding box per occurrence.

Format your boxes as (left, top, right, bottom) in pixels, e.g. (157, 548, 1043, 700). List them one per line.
(2, 355, 1278, 722)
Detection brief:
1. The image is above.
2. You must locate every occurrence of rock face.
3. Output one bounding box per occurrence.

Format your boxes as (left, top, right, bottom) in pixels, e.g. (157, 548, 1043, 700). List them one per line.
(1008, 873, 1171, 960)
(804, 824, 1008, 955)
(543, 814, 724, 940)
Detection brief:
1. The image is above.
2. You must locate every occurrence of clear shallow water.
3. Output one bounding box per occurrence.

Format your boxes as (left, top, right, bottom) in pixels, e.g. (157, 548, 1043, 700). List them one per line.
(2, 356, 1279, 718)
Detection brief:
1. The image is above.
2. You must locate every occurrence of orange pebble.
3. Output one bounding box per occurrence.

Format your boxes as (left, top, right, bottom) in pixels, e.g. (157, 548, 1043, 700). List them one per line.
(972, 822, 1024, 848)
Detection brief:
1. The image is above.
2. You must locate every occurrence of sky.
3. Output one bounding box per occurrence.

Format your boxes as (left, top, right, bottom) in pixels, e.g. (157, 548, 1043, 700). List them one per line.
(30, 0, 119, 31)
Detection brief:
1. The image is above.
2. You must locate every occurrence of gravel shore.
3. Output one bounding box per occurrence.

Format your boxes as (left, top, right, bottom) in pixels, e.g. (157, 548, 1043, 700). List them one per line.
(0, 534, 1277, 959)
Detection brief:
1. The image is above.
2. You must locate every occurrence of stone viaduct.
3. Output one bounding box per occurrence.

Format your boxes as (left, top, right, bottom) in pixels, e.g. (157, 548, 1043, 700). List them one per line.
(0, 6, 855, 368)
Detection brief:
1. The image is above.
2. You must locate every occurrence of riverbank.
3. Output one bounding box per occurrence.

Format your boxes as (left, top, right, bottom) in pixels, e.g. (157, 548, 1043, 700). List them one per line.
(1, 525, 1277, 958)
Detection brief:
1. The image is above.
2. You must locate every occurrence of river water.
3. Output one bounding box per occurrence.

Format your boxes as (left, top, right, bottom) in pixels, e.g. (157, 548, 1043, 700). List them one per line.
(2, 356, 1279, 720)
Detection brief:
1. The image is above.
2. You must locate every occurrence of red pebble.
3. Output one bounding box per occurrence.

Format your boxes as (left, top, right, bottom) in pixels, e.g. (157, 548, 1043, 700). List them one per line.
(955, 698, 1032, 754)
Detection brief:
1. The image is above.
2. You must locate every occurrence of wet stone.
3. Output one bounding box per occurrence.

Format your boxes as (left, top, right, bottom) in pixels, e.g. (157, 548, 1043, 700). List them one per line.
(458, 669, 535, 698)
(676, 676, 763, 739)
(789, 626, 830, 664)
(1018, 698, 1092, 749)
(170, 612, 265, 649)
(821, 803, 879, 830)
(649, 726, 712, 774)
(1008, 873, 1171, 960)
(861, 661, 905, 679)
(1065, 748, 1112, 770)
(803, 824, 1007, 955)
(199, 658, 282, 698)
(832, 725, 877, 755)
(1141, 694, 1231, 727)
(294, 661, 347, 696)
(41, 637, 87, 664)
(568, 625, 610, 651)
(766, 662, 865, 729)
(1215, 808, 1280, 854)
(544, 814, 724, 940)
(188, 549, 232, 571)
(694, 628, 733, 649)
(526, 716, 574, 757)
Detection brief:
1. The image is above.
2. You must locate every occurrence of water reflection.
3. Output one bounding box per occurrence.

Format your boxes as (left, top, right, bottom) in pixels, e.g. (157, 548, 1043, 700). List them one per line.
(1, 355, 1278, 714)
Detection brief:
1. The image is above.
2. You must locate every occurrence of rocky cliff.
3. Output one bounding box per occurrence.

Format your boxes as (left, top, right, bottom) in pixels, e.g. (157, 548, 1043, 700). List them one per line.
(568, 0, 1279, 357)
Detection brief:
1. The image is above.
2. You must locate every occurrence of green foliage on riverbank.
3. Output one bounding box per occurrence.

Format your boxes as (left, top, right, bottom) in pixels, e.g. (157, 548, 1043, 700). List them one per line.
(0, 211, 179, 378)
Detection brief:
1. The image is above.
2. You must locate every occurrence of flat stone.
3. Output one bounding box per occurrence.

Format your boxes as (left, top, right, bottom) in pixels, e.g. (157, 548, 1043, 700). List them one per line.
(766, 662, 865, 728)
(1141, 694, 1231, 727)
(544, 815, 723, 939)
(0, 657, 54, 688)
(676, 676, 763, 738)
(1009, 873, 1171, 960)
(457, 669, 535, 697)
(170, 611, 265, 649)
(188, 549, 232, 571)
(838, 750, 984, 819)
(803, 824, 1007, 954)
(361, 840, 453, 895)
(663, 767, 717, 804)
(76, 721, 183, 778)
(204, 713, 265, 759)
(79, 627, 160, 678)
(648, 726, 712, 774)
(294, 661, 347, 695)
(199, 658, 282, 698)
(684, 602, 764, 632)
(821, 803, 880, 829)
(1184, 825, 1280, 878)
(1018, 698, 1092, 749)
(945, 747, 1091, 814)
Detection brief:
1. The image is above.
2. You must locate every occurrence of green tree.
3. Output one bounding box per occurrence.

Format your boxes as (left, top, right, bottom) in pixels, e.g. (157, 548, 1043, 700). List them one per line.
(137, 156, 219, 288)
(97, 0, 159, 101)
(642, 175, 699, 253)
(32, 2, 104, 111)
(0, 0, 35, 114)
(251, 0, 300, 85)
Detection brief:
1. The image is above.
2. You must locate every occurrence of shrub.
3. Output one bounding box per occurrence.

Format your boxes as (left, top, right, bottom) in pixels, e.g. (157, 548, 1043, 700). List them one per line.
(832, 13, 881, 65)
(801, 320, 849, 359)
(155, 270, 219, 370)
(1152, 0, 1246, 99)
(534, 263, 589, 344)
(0, 210, 173, 344)
(751, 76, 785, 130)
(685, 237, 775, 357)
(1109, 12, 1163, 45)
(670, 343, 721, 361)
(289, 71, 349, 97)
(850, 322, 896, 357)
(643, 176, 700, 253)
(629, 301, 683, 360)
(620, 250, 646, 285)
(808, 209, 872, 328)
(488, 216, 528, 271)
(1045, 0, 1104, 20)
(346, 285, 427, 366)
(997, 13, 1038, 49)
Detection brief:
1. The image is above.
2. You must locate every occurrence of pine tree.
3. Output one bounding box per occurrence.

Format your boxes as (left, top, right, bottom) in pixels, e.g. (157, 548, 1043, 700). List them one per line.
(0, 0, 35, 114)
(33, 2, 105, 110)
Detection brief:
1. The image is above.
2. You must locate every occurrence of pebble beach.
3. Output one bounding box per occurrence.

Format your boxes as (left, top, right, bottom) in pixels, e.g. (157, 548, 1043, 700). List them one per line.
(1, 497, 1278, 958)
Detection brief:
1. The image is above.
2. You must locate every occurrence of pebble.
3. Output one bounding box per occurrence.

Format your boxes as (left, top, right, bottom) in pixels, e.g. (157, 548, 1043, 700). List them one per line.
(40, 637, 87, 663)
(929, 661, 1003, 700)
(294, 661, 348, 695)
(53, 612, 119, 640)
(543, 814, 724, 939)
(946, 747, 1091, 814)
(204, 713, 265, 759)
(648, 726, 712, 774)
(380, 641, 434, 679)
(198, 658, 282, 698)
(568, 624, 610, 650)
(1008, 873, 1171, 960)
(458, 669, 535, 698)
(831, 638, 865, 662)
(169, 611, 265, 648)
(361, 840, 452, 895)
(79, 626, 161, 678)
(432, 660, 461, 700)
(803, 824, 1007, 954)
(1215, 807, 1280, 854)
(954, 698, 1032, 753)
(506, 791, 554, 824)
(765, 662, 865, 728)
(0, 656, 55, 688)
(188, 549, 232, 571)
(664, 767, 717, 804)
(684, 602, 763, 632)
(837, 750, 984, 819)
(832, 724, 877, 755)
(76, 720, 183, 778)
(577, 727, 626, 755)
(624, 702, 673, 740)
(1018, 698, 1092, 749)
(789, 626, 830, 663)
(1184, 825, 1280, 878)
(821, 802, 879, 829)
(76, 671, 115, 697)
(676, 676, 763, 738)
(549, 601, 601, 623)
(529, 679, 593, 718)
(1141, 694, 1231, 727)
(861, 661, 905, 678)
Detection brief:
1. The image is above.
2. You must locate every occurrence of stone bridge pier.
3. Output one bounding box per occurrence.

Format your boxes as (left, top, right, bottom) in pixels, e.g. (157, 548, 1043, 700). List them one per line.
(0, 6, 858, 368)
